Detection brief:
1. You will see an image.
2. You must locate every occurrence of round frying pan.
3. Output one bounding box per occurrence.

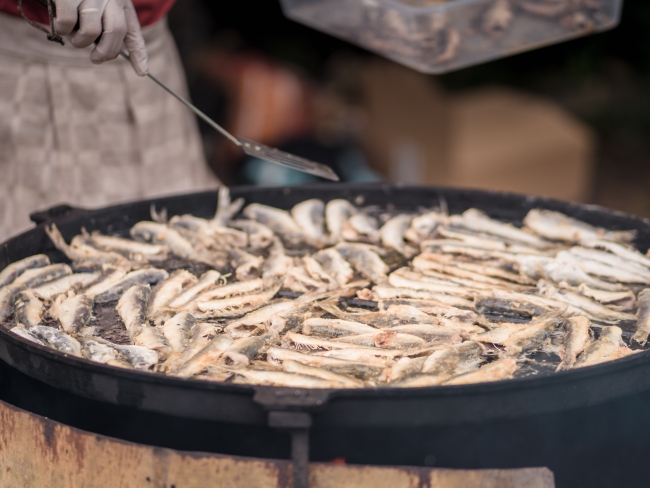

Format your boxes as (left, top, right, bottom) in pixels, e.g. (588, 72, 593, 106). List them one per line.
(1, 184, 649, 429)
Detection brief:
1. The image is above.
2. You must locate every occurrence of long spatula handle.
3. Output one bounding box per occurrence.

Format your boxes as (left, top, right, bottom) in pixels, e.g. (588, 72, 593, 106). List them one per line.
(119, 51, 242, 147)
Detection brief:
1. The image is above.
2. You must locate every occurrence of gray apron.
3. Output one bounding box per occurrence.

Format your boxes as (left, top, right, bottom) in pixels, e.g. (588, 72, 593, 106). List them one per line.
(0, 13, 219, 239)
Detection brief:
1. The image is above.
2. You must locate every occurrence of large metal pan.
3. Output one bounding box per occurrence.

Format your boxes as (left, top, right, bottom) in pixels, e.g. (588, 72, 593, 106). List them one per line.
(1, 184, 650, 429)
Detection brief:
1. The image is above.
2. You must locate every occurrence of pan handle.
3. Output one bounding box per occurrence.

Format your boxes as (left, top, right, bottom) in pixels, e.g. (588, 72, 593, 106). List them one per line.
(30, 204, 89, 226)
(252, 386, 331, 410)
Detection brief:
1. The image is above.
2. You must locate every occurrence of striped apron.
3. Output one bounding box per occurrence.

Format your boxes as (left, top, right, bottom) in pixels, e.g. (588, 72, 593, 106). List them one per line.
(0, 13, 219, 239)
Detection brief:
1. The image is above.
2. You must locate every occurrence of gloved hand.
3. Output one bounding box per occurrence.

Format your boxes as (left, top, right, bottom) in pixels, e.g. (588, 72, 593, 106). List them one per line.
(54, 0, 149, 76)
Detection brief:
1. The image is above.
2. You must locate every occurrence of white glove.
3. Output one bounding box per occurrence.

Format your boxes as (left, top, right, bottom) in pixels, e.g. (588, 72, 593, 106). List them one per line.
(54, 0, 149, 76)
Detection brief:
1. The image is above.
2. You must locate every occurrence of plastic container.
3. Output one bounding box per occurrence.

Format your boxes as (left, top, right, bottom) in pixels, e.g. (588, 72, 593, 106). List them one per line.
(279, 0, 623, 73)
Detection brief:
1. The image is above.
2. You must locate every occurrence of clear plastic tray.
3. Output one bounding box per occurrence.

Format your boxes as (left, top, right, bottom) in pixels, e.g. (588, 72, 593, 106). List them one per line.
(279, 0, 623, 73)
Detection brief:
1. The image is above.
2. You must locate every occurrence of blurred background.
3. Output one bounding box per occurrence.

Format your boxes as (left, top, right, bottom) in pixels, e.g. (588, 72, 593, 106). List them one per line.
(167, 0, 650, 217)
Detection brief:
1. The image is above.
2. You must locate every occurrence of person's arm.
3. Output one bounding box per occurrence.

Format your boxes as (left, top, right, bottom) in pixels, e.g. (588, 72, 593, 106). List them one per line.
(53, 0, 148, 76)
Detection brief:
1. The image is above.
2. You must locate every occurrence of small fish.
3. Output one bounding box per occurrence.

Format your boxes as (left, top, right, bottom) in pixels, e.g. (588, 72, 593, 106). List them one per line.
(213, 223, 251, 250)
(404, 212, 447, 243)
(166, 270, 222, 309)
(503, 316, 560, 357)
(557, 251, 650, 284)
(116, 285, 151, 340)
(0, 285, 20, 322)
(575, 326, 626, 368)
(229, 220, 274, 249)
(13, 290, 44, 329)
(344, 213, 380, 243)
(580, 239, 650, 270)
(285, 266, 329, 294)
(113, 343, 159, 370)
(46, 225, 132, 269)
(560, 283, 636, 312)
(371, 331, 426, 349)
(243, 203, 303, 246)
(162, 312, 197, 354)
(388, 270, 475, 299)
(325, 199, 357, 241)
(262, 238, 293, 286)
(233, 369, 347, 389)
(385, 356, 427, 382)
(12, 264, 72, 289)
(225, 300, 296, 338)
(78, 336, 121, 364)
(471, 323, 528, 345)
(334, 326, 456, 347)
(312, 348, 400, 364)
(130, 221, 197, 260)
(312, 248, 354, 285)
(175, 335, 234, 378)
(440, 258, 535, 285)
(393, 372, 452, 387)
(211, 187, 245, 226)
(319, 300, 437, 328)
(538, 283, 636, 324)
(418, 268, 501, 292)
(379, 302, 477, 324)
(32, 272, 101, 300)
(10, 326, 46, 346)
(444, 358, 517, 385)
(291, 199, 326, 246)
(169, 214, 225, 249)
(50, 294, 94, 334)
(568, 247, 650, 282)
(479, 287, 587, 318)
(436, 226, 552, 255)
(95, 269, 168, 303)
(524, 209, 636, 244)
(266, 347, 384, 379)
(302, 256, 338, 289)
(88, 232, 169, 261)
(474, 295, 553, 321)
(451, 209, 551, 248)
(413, 255, 523, 289)
(284, 331, 380, 351)
(336, 243, 388, 284)
(134, 327, 172, 360)
(632, 289, 650, 346)
(82, 267, 128, 298)
(427, 230, 508, 252)
(147, 270, 197, 320)
(524, 257, 626, 292)
(0, 255, 50, 288)
(556, 316, 592, 371)
(302, 318, 379, 338)
(371, 286, 474, 308)
(219, 336, 267, 369)
(29, 325, 81, 357)
(383, 324, 461, 342)
(380, 215, 415, 256)
(195, 286, 280, 316)
(421, 342, 484, 377)
(190, 279, 264, 307)
(282, 360, 363, 388)
(230, 248, 263, 281)
(163, 322, 219, 373)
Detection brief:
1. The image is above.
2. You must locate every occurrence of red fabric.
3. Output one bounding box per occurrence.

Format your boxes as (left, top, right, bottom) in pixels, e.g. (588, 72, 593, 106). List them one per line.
(0, 0, 176, 27)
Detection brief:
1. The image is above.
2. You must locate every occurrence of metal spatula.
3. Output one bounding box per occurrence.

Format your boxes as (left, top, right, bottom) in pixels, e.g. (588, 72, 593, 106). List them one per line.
(21, 0, 339, 182)
(120, 52, 340, 182)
